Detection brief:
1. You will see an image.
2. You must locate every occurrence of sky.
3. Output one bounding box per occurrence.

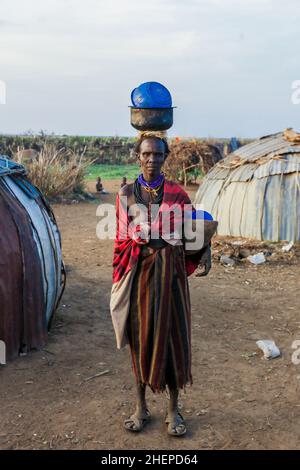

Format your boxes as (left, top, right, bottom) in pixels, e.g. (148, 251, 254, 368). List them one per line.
(0, 0, 300, 137)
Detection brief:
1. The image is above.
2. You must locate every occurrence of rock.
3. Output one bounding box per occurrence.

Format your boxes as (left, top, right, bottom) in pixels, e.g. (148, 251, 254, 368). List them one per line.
(238, 248, 251, 259)
(220, 255, 235, 266)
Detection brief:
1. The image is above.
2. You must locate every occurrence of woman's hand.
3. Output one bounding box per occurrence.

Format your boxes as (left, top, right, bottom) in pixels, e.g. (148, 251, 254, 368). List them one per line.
(196, 245, 212, 277)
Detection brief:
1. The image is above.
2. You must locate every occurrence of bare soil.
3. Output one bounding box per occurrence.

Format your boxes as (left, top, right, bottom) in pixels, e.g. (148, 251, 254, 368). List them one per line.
(1, 180, 300, 450)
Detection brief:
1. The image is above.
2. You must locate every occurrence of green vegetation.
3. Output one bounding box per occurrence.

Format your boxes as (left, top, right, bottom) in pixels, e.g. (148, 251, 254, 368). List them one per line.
(0, 133, 136, 164)
(0, 132, 252, 166)
(86, 164, 140, 181)
(1, 132, 254, 188)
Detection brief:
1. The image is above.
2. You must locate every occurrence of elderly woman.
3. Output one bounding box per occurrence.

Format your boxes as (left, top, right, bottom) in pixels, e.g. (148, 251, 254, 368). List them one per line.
(110, 135, 216, 437)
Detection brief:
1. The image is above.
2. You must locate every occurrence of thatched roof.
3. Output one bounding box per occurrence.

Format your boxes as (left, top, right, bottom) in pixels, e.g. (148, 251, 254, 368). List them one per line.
(164, 140, 223, 183)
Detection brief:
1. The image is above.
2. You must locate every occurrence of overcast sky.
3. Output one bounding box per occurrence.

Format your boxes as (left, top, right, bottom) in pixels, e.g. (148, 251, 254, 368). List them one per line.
(0, 0, 300, 137)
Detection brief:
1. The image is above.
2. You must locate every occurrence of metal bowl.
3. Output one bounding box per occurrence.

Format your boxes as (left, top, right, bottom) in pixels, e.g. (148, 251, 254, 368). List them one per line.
(130, 107, 174, 131)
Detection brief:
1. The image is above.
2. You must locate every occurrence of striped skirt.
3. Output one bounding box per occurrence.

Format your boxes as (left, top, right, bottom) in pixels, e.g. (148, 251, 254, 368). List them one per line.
(126, 244, 193, 393)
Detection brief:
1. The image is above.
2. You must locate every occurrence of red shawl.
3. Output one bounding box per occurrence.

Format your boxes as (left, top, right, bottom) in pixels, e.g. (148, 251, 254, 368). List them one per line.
(112, 179, 204, 284)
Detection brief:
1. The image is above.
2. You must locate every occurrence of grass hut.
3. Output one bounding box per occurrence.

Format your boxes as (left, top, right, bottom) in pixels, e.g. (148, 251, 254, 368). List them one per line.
(194, 129, 300, 242)
(0, 156, 65, 362)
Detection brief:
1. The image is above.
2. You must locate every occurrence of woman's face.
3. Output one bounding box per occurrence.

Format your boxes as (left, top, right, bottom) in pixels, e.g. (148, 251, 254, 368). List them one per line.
(138, 138, 166, 181)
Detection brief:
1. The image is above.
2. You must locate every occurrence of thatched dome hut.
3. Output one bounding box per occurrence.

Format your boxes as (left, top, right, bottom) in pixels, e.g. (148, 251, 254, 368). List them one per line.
(0, 156, 65, 362)
(194, 129, 300, 242)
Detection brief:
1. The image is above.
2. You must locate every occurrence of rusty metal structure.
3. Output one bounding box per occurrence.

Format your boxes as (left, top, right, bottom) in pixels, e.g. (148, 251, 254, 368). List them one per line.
(0, 156, 65, 362)
(194, 129, 300, 241)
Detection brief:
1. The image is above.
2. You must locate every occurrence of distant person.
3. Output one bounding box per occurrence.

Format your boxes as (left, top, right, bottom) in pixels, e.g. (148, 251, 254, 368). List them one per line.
(96, 177, 109, 194)
(96, 177, 103, 192)
(120, 176, 127, 188)
(227, 137, 241, 154)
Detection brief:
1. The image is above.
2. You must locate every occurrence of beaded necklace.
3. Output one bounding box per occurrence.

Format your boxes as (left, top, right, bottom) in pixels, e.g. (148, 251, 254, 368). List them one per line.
(137, 173, 165, 198)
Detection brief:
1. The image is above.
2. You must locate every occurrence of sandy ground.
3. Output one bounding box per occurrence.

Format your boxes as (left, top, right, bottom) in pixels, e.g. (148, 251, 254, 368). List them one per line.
(1, 180, 300, 450)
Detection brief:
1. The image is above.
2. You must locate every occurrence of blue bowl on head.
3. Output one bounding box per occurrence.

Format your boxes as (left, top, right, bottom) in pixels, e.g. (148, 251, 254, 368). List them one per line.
(131, 81, 172, 109)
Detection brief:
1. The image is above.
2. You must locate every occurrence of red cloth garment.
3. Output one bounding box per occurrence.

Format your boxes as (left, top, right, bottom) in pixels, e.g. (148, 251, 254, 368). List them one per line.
(112, 179, 204, 284)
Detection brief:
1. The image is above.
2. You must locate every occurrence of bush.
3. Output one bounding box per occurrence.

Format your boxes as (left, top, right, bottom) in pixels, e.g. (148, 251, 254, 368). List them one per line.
(15, 144, 92, 199)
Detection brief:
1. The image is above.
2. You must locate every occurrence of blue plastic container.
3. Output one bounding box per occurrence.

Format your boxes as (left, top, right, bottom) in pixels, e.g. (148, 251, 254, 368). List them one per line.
(131, 82, 172, 109)
(192, 210, 214, 221)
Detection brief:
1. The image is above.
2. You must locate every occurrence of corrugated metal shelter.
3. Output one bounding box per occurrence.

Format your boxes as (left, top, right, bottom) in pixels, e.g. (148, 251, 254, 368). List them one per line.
(0, 156, 65, 362)
(194, 129, 300, 241)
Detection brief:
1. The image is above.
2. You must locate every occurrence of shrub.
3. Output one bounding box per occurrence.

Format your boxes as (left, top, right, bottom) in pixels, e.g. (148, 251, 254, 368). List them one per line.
(15, 144, 92, 199)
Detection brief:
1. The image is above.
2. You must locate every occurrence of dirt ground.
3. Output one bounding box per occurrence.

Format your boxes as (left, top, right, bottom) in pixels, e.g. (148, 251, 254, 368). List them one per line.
(1, 180, 300, 450)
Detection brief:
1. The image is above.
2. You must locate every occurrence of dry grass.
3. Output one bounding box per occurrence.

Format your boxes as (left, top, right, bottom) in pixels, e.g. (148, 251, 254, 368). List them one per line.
(15, 144, 92, 198)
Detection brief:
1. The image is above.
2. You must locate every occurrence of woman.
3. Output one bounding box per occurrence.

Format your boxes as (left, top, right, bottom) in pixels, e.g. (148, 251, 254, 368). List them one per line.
(110, 135, 215, 436)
